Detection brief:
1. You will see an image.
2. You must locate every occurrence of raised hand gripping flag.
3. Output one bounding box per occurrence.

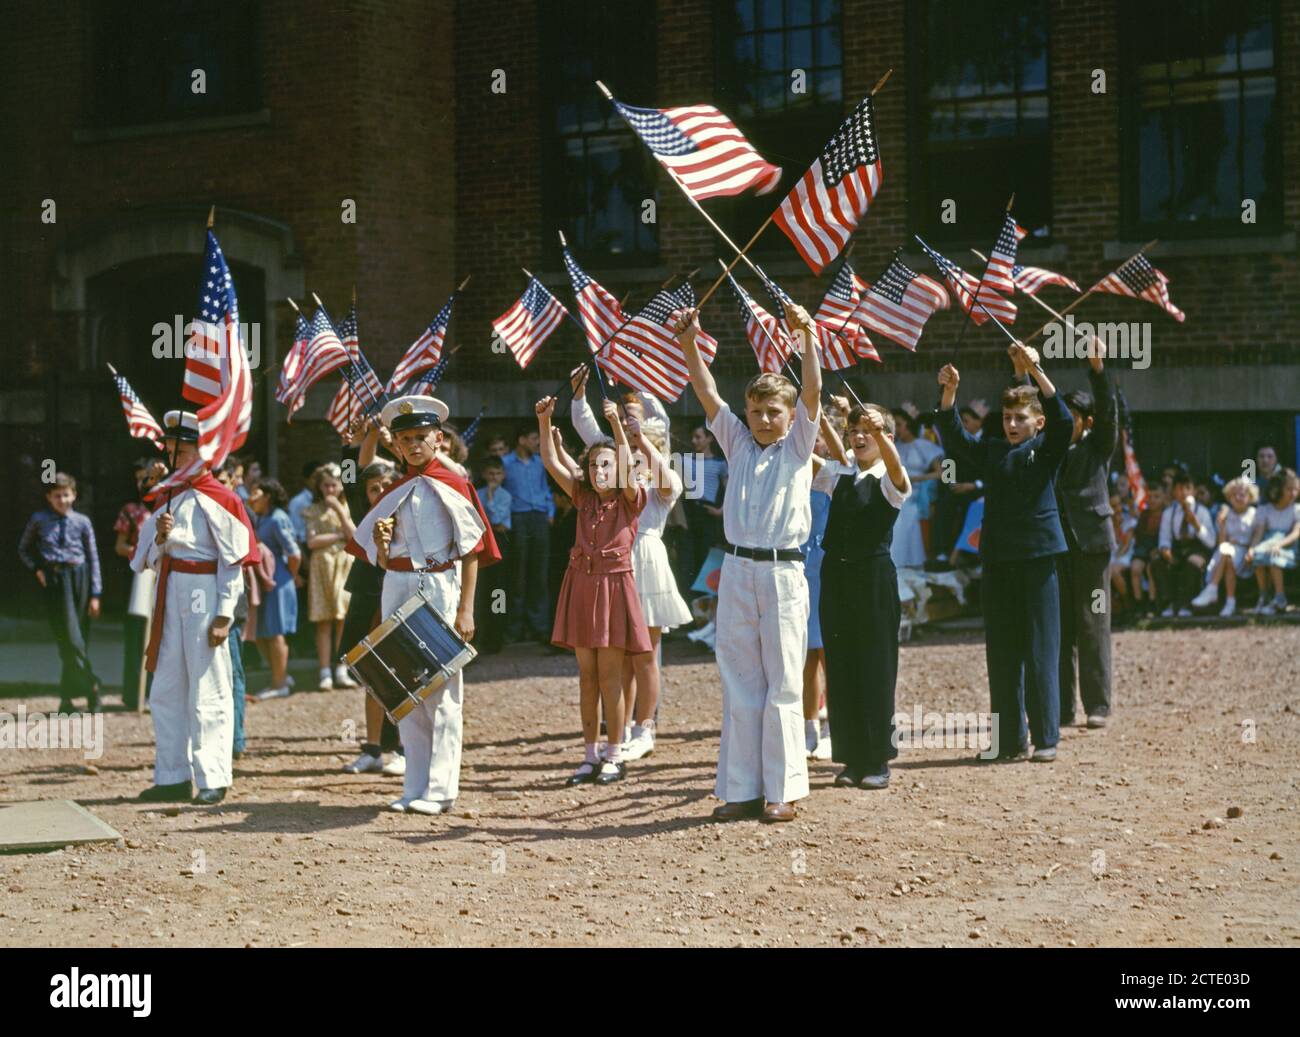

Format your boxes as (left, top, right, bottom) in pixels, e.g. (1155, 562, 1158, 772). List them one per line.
(725, 272, 795, 374)
(613, 100, 782, 202)
(773, 95, 883, 273)
(492, 277, 567, 369)
(1095, 254, 1185, 322)
(760, 270, 859, 371)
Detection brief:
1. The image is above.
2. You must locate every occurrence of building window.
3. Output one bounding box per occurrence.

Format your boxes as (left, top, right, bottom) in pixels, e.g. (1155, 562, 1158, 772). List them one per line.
(90, 0, 262, 127)
(1121, 1, 1280, 236)
(713, 0, 844, 250)
(908, 0, 1050, 242)
(541, 0, 659, 263)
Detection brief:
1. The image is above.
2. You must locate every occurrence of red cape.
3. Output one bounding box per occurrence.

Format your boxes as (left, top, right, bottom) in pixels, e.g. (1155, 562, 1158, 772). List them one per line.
(346, 457, 502, 569)
(147, 472, 260, 567)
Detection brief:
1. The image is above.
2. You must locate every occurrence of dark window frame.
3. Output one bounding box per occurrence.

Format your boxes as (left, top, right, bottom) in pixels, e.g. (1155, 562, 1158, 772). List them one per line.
(1118, 0, 1282, 239)
(538, 0, 661, 268)
(904, 0, 1053, 246)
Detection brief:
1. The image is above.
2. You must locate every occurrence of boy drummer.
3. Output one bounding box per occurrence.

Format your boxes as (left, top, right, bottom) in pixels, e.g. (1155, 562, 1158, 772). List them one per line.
(346, 395, 500, 815)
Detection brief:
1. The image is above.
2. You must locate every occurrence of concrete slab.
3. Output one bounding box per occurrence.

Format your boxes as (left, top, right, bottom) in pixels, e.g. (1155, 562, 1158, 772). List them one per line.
(0, 799, 121, 853)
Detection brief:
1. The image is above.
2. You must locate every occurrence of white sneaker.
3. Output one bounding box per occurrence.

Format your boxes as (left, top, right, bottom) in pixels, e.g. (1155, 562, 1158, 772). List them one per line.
(333, 665, 357, 688)
(1160, 606, 1174, 618)
(381, 753, 406, 777)
(623, 722, 656, 761)
(318, 676, 334, 691)
(1219, 597, 1236, 617)
(252, 685, 291, 702)
(812, 734, 833, 760)
(1273, 595, 1289, 613)
(408, 799, 451, 815)
(1257, 602, 1277, 616)
(805, 719, 820, 756)
(1176, 608, 1192, 618)
(687, 620, 716, 643)
(387, 798, 411, 813)
(1191, 584, 1219, 609)
(343, 751, 383, 774)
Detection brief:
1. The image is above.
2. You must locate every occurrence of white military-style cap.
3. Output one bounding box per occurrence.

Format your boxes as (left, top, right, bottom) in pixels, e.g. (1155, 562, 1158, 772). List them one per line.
(381, 395, 450, 433)
(162, 410, 200, 441)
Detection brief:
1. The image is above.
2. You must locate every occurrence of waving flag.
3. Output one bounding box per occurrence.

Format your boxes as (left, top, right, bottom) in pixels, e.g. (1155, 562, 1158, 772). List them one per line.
(773, 95, 883, 273)
(493, 277, 567, 369)
(613, 99, 782, 202)
(325, 306, 385, 437)
(603, 283, 717, 402)
(461, 407, 486, 449)
(275, 310, 311, 408)
(855, 257, 949, 351)
(388, 294, 455, 392)
(110, 367, 164, 448)
(726, 273, 794, 373)
(1116, 385, 1149, 511)
(1095, 253, 1185, 322)
(156, 230, 252, 493)
(917, 240, 1016, 326)
(562, 248, 626, 353)
(816, 262, 879, 363)
(413, 352, 451, 394)
(760, 270, 858, 371)
(281, 309, 351, 419)
(1012, 263, 1080, 296)
(983, 216, 1027, 295)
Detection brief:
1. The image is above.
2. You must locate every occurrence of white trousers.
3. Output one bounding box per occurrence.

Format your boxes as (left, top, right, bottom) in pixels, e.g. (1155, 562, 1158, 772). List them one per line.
(151, 570, 234, 790)
(382, 569, 464, 804)
(714, 555, 810, 804)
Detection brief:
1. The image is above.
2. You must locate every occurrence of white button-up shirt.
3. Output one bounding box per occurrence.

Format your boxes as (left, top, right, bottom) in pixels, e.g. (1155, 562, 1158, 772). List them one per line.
(708, 398, 817, 550)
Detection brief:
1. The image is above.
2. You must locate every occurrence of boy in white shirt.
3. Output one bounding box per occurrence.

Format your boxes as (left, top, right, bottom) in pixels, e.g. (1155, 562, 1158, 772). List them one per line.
(670, 302, 820, 823)
(1154, 468, 1215, 617)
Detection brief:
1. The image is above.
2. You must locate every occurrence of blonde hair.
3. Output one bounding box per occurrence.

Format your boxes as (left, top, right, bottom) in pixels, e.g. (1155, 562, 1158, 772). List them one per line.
(744, 372, 797, 408)
(1222, 476, 1259, 504)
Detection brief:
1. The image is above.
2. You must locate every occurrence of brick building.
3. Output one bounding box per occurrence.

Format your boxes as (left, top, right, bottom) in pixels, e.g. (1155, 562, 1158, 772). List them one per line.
(3, 0, 1297, 611)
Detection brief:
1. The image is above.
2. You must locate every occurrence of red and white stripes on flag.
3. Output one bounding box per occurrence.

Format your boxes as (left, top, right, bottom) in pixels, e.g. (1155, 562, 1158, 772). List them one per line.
(613, 99, 782, 202)
(918, 239, 1017, 326)
(110, 368, 164, 448)
(281, 309, 352, 420)
(1095, 253, 1185, 322)
(275, 311, 311, 410)
(492, 277, 567, 369)
(1012, 263, 1080, 295)
(983, 216, 1028, 295)
(155, 230, 252, 495)
(811, 262, 880, 366)
(854, 258, 950, 352)
(325, 306, 384, 437)
(773, 95, 883, 274)
(601, 283, 717, 402)
(561, 248, 626, 352)
(756, 270, 857, 372)
(726, 272, 795, 374)
(387, 294, 456, 392)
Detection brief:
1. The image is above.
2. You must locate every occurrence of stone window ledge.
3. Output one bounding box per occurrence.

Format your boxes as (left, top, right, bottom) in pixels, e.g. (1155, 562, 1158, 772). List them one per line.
(1105, 234, 1295, 260)
(74, 109, 272, 144)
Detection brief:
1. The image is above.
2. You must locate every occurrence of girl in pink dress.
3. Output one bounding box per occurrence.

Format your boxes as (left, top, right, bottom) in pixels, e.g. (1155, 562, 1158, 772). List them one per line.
(536, 395, 651, 786)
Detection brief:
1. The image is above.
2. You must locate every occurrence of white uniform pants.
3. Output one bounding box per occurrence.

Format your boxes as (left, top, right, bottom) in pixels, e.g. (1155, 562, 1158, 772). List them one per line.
(382, 569, 464, 804)
(151, 570, 234, 790)
(714, 555, 810, 804)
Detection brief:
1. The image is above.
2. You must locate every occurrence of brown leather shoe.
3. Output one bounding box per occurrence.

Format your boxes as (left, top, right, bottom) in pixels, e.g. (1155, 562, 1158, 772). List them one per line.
(711, 798, 764, 821)
(761, 801, 796, 823)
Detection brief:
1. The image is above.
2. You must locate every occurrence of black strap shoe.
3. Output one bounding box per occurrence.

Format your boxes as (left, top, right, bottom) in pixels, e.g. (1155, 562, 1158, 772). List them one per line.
(594, 760, 627, 785)
(138, 781, 192, 802)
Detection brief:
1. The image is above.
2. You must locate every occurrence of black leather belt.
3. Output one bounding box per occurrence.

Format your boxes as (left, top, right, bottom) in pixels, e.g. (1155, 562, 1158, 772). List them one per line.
(727, 545, 803, 562)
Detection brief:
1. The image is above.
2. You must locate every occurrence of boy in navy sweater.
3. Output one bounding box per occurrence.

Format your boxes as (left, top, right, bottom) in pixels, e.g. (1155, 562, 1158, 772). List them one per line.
(938, 343, 1073, 762)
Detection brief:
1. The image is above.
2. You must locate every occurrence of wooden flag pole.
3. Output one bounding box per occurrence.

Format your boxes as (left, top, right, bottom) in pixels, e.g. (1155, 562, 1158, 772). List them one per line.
(207, 206, 215, 229)
(1020, 239, 1158, 344)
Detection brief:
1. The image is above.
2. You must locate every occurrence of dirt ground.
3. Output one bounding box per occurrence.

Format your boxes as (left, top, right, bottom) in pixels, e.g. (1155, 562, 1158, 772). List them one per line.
(1, 624, 1297, 948)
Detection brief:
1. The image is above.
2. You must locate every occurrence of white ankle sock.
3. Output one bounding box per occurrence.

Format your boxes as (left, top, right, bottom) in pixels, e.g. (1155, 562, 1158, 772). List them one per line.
(584, 743, 599, 764)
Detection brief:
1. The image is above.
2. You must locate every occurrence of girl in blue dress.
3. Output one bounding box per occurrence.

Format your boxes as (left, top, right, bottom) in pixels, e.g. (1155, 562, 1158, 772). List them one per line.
(248, 478, 301, 700)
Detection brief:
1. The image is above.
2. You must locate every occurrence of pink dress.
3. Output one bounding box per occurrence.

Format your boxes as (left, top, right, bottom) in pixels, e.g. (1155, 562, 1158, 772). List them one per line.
(551, 483, 653, 653)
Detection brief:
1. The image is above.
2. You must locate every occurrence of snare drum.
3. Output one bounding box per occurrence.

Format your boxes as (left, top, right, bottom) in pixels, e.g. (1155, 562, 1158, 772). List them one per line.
(343, 592, 476, 723)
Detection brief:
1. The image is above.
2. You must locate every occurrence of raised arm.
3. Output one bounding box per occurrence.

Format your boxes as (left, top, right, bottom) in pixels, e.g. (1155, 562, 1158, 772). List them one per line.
(1088, 362, 1118, 460)
(628, 415, 678, 501)
(669, 307, 724, 422)
(865, 410, 909, 494)
(821, 397, 851, 466)
(569, 365, 604, 448)
(604, 399, 639, 504)
(936, 363, 985, 477)
(786, 302, 822, 422)
(536, 396, 576, 500)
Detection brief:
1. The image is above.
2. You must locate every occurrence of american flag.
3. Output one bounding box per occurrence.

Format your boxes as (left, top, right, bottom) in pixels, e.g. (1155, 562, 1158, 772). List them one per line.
(326, 306, 385, 438)
(388, 294, 456, 392)
(602, 282, 717, 402)
(983, 216, 1028, 295)
(562, 248, 626, 352)
(153, 230, 253, 495)
(461, 406, 486, 449)
(1095, 253, 1185, 322)
(815, 262, 880, 363)
(1012, 263, 1080, 295)
(110, 368, 164, 447)
(613, 99, 782, 202)
(726, 272, 794, 374)
(918, 240, 1017, 326)
(492, 277, 567, 369)
(758, 271, 856, 372)
(773, 95, 883, 274)
(275, 310, 311, 409)
(853, 257, 949, 352)
(1116, 385, 1149, 511)
(281, 308, 352, 419)
(413, 352, 451, 394)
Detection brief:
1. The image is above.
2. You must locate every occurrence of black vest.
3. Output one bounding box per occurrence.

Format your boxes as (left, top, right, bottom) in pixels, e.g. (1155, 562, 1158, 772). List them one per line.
(821, 468, 899, 562)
